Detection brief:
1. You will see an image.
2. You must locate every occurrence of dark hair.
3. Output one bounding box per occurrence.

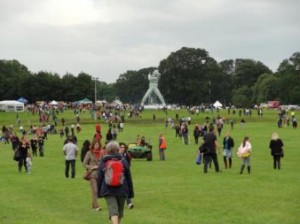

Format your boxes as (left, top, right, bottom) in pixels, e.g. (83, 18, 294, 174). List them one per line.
(242, 136, 249, 147)
(119, 142, 128, 149)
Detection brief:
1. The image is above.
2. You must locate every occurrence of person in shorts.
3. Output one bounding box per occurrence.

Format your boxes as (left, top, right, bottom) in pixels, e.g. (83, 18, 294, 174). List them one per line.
(98, 141, 134, 224)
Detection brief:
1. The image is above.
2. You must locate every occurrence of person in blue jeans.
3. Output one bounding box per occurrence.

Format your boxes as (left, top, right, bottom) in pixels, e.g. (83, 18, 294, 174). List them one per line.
(222, 131, 234, 169)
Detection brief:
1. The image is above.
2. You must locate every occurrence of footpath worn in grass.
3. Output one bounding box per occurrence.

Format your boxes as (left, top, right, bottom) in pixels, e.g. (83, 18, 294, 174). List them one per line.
(0, 109, 299, 224)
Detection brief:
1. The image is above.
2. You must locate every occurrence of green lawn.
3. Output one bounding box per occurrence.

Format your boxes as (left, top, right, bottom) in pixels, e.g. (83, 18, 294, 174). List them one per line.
(0, 108, 299, 224)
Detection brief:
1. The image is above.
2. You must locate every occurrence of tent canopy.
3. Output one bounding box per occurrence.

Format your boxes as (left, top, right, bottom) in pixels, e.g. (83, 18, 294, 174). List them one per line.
(50, 100, 58, 105)
(17, 97, 28, 104)
(113, 99, 123, 106)
(75, 98, 93, 105)
(80, 98, 92, 104)
(213, 100, 222, 108)
(0, 100, 24, 112)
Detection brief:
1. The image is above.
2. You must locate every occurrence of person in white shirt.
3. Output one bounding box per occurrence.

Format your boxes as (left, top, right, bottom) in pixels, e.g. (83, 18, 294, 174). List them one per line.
(63, 137, 78, 178)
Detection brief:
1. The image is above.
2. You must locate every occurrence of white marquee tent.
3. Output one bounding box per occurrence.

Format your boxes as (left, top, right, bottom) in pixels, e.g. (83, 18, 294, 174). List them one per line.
(0, 100, 24, 112)
(49, 100, 58, 106)
(213, 100, 222, 108)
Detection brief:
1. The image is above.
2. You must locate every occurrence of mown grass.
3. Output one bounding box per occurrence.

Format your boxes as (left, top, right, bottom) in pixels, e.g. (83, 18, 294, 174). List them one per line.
(0, 108, 299, 224)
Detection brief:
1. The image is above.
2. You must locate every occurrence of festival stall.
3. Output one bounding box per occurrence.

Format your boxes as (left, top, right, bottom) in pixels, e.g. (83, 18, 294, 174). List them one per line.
(0, 100, 25, 112)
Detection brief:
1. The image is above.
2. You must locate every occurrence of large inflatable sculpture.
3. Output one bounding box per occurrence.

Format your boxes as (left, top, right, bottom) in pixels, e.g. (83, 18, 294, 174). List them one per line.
(141, 70, 166, 105)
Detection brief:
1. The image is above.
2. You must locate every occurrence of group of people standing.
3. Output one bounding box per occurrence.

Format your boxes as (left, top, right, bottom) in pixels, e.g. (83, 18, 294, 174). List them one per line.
(198, 127, 285, 174)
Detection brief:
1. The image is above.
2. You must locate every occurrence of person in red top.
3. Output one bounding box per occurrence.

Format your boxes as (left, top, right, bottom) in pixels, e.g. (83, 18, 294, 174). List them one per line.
(159, 133, 167, 160)
(95, 123, 101, 134)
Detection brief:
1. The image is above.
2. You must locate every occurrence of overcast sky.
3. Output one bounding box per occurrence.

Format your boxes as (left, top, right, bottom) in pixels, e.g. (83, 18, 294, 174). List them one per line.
(0, 0, 299, 83)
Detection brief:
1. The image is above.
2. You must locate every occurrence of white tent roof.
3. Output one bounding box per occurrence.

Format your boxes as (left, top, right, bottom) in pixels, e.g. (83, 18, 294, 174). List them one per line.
(113, 99, 123, 106)
(50, 100, 58, 105)
(0, 100, 24, 105)
(0, 100, 24, 112)
(213, 100, 222, 108)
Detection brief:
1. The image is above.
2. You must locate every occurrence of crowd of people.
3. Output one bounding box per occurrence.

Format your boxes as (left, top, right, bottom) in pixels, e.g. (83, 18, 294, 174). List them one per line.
(1, 105, 292, 224)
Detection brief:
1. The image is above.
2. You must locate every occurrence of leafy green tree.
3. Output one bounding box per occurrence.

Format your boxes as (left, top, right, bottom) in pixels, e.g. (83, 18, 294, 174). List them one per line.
(158, 47, 229, 105)
(276, 52, 300, 104)
(252, 73, 279, 104)
(28, 71, 62, 101)
(98, 82, 116, 102)
(232, 86, 253, 107)
(233, 59, 272, 89)
(26, 72, 63, 102)
(115, 68, 151, 103)
(76, 72, 94, 100)
(61, 73, 80, 102)
(0, 60, 31, 100)
(219, 59, 235, 75)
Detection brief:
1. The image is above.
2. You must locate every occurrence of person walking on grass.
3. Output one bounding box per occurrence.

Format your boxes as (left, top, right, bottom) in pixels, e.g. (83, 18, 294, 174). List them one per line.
(18, 137, 30, 172)
(98, 141, 134, 224)
(203, 127, 221, 173)
(269, 132, 284, 170)
(237, 136, 252, 174)
(26, 152, 33, 174)
(158, 133, 167, 160)
(83, 140, 106, 211)
(119, 142, 134, 209)
(222, 131, 234, 169)
(63, 137, 78, 178)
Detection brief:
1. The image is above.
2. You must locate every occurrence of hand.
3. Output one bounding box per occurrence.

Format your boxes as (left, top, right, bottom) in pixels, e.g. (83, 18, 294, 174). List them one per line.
(92, 165, 99, 170)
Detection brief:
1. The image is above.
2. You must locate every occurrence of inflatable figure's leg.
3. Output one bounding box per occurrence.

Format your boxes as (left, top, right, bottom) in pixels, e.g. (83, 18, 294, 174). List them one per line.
(153, 88, 166, 105)
(141, 88, 154, 105)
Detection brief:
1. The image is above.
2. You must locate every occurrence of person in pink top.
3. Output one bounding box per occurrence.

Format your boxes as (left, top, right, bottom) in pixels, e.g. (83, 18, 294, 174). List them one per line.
(237, 136, 252, 174)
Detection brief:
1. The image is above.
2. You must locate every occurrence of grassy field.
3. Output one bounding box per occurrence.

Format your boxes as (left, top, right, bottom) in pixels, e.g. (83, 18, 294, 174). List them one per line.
(0, 108, 299, 224)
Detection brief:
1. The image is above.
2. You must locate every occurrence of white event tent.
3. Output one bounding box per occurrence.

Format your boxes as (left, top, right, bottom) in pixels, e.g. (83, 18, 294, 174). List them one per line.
(213, 100, 223, 108)
(0, 100, 24, 112)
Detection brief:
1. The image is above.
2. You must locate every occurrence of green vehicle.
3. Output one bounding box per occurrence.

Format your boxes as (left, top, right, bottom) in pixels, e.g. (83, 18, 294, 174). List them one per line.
(128, 143, 153, 161)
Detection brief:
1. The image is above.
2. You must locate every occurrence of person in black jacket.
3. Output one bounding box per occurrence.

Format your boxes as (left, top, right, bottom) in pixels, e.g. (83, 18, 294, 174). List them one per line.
(18, 137, 30, 172)
(269, 132, 284, 169)
(119, 142, 134, 209)
(222, 131, 234, 169)
(98, 141, 134, 224)
(202, 127, 221, 173)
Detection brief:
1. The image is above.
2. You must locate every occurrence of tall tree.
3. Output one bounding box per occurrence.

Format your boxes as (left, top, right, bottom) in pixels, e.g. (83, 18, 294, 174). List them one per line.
(61, 73, 80, 102)
(115, 68, 151, 104)
(232, 59, 272, 89)
(0, 60, 31, 100)
(276, 52, 300, 104)
(252, 73, 279, 104)
(158, 47, 228, 105)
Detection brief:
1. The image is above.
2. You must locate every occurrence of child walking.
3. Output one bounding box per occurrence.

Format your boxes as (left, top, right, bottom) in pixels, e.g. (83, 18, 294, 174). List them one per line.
(26, 152, 33, 174)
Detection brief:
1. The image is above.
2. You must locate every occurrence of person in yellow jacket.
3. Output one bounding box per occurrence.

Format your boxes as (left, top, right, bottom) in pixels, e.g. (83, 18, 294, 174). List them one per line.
(159, 133, 167, 160)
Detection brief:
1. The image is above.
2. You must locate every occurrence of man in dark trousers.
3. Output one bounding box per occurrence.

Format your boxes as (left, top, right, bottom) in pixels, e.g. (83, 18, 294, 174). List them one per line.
(203, 127, 221, 173)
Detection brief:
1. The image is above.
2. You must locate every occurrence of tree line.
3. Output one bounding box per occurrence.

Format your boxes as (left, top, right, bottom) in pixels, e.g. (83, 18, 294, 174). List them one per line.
(0, 47, 299, 107)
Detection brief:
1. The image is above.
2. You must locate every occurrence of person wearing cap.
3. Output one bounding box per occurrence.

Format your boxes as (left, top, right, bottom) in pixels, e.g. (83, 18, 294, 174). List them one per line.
(63, 137, 78, 178)
(98, 141, 134, 224)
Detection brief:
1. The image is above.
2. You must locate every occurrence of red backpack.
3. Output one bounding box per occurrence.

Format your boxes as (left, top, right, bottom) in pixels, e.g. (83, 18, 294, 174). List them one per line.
(104, 158, 124, 187)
